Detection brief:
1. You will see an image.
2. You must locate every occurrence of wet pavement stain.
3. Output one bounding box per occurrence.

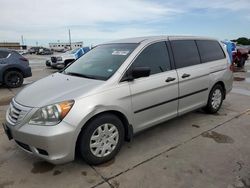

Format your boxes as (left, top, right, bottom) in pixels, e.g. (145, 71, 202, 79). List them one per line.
(31, 161, 55, 174)
(202, 131, 234, 144)
(97, 158, 115, 167)
(192, 124, 200, 128)
(53, 170, 62, 176)
(0, 180, 14, 188)
(81, 171, 87, 176)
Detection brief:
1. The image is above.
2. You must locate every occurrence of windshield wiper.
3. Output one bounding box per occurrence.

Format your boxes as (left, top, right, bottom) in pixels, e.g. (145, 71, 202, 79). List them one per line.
(64, 71, 97, 79)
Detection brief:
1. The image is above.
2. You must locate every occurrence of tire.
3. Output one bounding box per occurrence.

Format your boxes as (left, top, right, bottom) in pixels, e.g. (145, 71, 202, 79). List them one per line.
(204, 84, 224, 114)
(78, 113, 124, 165)
(4, 71, 24, 88)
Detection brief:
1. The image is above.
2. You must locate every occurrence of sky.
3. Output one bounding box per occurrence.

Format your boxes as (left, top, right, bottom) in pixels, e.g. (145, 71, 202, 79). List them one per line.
(1, 0, 250, 47)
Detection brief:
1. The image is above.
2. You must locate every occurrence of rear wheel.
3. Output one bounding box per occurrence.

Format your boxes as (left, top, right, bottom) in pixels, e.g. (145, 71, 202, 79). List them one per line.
(4, 70, 24, 88)
(78, 113, 124, 165)
(204, 84, 224, 114)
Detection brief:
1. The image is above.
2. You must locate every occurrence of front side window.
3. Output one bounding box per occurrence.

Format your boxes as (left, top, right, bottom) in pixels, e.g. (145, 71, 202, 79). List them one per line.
(196, 40, 225, 63)
(171, 40, 201, 68)
(63, 43, 138, 80)
(131, 42, 171, 75)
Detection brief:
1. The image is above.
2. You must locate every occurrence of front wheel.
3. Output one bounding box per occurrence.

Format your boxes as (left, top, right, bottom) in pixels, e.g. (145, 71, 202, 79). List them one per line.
(204, 84, 224, 114)
(78, 113, 124, 165)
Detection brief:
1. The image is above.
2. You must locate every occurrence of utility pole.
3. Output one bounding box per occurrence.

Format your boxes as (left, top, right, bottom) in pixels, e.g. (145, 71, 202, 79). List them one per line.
(68, 29, 72, 50)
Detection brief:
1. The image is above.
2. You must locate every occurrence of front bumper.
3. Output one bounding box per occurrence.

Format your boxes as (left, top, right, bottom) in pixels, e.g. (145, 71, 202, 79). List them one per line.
(3, 120, 77, 164)
(51, 61, 64, 69)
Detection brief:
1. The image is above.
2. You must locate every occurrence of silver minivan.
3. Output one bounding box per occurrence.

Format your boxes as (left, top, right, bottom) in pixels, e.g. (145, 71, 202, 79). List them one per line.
(3, 36, 233, 165)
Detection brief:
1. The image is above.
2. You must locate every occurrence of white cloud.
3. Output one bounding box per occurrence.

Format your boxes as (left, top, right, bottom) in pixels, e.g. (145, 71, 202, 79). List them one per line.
(0, 0, 177, 27)
(170, 0, 250, 12)
(0, 0, 249, 45)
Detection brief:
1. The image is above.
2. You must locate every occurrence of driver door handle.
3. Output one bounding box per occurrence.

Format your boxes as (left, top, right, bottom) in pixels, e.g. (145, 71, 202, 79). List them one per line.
(182, 73, 191, 78)
(165, 77, 176, 82)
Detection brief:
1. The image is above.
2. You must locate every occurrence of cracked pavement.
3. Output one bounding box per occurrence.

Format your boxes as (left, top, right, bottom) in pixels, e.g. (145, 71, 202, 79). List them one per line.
(0, 56, 250, 188)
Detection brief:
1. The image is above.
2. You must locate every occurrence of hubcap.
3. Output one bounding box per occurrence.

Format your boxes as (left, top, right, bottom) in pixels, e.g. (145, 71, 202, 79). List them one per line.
(7, 73, 21, 86)
(90, 123, 119, 157)
(211, 89, 222, 110)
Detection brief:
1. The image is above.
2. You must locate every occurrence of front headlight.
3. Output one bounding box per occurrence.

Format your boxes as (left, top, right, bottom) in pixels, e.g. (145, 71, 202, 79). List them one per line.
(29, 100, 74, 126)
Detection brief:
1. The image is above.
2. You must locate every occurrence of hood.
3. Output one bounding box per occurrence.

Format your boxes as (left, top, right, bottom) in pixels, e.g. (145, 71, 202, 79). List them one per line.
(61, 53, 75, 59)
(15, 73, 104, 107)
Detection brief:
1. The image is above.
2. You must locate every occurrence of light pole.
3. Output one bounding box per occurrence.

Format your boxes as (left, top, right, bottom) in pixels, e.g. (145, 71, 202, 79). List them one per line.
(69, 29, 72, 50)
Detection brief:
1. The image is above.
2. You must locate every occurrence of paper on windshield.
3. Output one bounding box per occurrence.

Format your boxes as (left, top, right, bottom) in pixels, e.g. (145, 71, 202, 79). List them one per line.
(112, 50, 130, 56)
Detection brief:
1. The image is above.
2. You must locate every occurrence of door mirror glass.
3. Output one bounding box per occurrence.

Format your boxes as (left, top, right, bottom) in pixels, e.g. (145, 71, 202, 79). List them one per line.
(132, 67, 150, 79)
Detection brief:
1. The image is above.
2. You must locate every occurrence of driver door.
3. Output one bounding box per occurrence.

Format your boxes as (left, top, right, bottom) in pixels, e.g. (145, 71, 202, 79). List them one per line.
(128, 41, 179, 132)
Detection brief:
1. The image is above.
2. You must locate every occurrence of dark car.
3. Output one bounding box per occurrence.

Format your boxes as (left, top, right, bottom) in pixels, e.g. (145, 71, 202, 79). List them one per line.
(37, 48, 53, 55)
(28, 47, 41, 54)
(0, 48, 32, 88)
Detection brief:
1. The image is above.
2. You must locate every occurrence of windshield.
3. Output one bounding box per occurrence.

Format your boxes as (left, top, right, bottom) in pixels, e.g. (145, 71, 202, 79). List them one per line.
(63, 43, 138, 80)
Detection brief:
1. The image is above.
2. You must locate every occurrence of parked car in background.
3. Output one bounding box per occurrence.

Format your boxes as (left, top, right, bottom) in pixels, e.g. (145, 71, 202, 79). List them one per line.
(16, 50, 29, 55)
(50, 47, 90, 69)
(3, 36, 233, 165)
(233, 47, 249, 67)
(28, 47, 41, 54)
(37, 48, 53, 55)
(0, 48, 32, 88)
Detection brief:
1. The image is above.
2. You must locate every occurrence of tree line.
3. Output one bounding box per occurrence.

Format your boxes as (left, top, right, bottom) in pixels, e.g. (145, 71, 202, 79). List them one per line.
(232, 37, 250, 45)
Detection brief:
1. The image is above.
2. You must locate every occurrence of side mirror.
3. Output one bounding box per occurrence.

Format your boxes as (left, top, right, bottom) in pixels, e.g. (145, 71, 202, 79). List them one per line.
(132, 67, 151, 79)
(122, 67, 150, 82)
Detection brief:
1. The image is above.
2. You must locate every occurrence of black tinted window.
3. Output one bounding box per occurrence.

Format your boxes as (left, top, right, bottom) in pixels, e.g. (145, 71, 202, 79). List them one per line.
(196, 40, 225, 63)
(171, 40, 201, 68)
(0, 51, 9, 58)
(132, 42, 171, 75)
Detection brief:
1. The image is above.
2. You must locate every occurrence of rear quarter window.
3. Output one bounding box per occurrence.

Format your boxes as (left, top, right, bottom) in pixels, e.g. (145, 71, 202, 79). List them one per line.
(0, 51, 10, 59)
(170, 40, 201, 69)
(196, 40, 225, 63)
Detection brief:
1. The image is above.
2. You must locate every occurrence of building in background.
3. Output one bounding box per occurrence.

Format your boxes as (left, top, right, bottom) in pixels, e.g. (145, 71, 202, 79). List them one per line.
(0, 42, 27, 50)
(49, 41, 83, 51)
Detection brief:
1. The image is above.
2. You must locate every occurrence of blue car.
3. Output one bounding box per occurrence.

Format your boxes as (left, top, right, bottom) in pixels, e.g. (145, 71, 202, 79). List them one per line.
(0, 48, 32, 88)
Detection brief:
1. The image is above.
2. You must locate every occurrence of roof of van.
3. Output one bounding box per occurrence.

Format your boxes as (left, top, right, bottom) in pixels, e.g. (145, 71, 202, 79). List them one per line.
(104, 36, 218, 44)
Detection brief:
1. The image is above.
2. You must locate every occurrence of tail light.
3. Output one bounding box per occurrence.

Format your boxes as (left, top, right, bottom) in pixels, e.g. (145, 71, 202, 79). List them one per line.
(19, 57, 28, 62)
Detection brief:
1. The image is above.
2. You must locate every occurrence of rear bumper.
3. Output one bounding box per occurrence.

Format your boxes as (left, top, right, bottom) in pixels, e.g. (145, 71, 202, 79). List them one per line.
(23, 67, 32, 78)
(4, 121, 77, 164)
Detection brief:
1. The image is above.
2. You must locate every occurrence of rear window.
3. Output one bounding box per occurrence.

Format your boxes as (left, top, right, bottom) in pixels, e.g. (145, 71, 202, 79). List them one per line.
(196, 40, 225, 63)
(0, 51, 9, 58)
(171, 40, 201, 68)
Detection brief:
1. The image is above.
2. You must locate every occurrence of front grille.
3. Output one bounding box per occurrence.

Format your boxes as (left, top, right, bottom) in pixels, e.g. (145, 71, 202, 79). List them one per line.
(7, 99, 31, 126)
(51, 56, 57, 63)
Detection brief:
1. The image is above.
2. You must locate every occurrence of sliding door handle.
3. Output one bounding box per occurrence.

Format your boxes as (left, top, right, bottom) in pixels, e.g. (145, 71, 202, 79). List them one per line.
(165, 77, 176, 82)
(182, 73, 190, 78)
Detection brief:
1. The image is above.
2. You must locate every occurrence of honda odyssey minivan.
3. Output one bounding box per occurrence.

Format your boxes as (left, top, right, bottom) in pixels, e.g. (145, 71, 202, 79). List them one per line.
(3, 36, 233, 165)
